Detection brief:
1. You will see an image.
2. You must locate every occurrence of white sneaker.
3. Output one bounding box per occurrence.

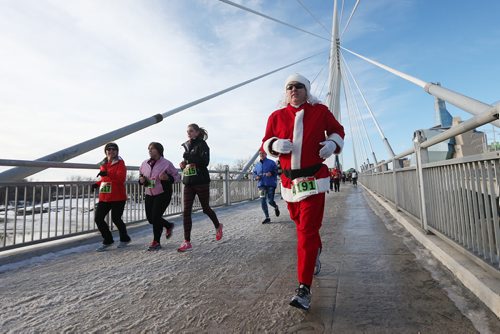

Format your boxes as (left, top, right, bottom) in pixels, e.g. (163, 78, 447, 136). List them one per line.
(96, 243, 113, 252)
(117, 241, 131, 248)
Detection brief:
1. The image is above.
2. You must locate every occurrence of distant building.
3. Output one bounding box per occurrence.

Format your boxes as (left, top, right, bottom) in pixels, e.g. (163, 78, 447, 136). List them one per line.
(415, 83, 486, 162)
(452, 116, 487, 158)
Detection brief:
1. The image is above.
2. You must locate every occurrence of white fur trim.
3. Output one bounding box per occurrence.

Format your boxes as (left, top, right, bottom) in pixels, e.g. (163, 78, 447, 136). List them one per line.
(281, 73, 322, 107)
(280, 177, 330, 202)
(285, 73, 310, 92)
(327, 133, 344, 153)
(291, 109, 304, 169)
(263, 137, 279, 158)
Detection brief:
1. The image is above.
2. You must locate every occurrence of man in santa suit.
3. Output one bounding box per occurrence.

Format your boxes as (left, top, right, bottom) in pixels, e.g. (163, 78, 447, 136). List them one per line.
(262, 73, 345, 310)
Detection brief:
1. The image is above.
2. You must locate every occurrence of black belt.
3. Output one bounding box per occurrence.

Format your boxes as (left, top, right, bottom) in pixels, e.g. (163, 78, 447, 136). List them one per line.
(283, 164, 323, 180)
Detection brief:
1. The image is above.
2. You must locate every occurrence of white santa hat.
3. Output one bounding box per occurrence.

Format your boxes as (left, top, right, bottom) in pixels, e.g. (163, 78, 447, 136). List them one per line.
(281, 73, 322, 106)
(284, 73, 311, 93)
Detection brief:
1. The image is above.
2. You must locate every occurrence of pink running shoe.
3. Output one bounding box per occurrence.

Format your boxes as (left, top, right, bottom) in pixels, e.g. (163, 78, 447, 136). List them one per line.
(147, 240, 161, 251)
(177, 240, 192, 252)
(165, 222, 174, 239)
(216, 223, 223, 241)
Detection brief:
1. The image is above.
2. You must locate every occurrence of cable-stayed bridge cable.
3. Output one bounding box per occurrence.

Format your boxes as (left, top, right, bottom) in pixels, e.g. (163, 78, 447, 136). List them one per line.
(295, 0, 332, 36)
(0, 50, 327, 181)
(311, 59, 327, 85)
(342, 85, 359, 169)
(162, 50, 327, 118)
(342, 61, 377, 164)
(218, 0, 331, 42)
(341, 46, 426, 87)
(341, 46, 499, 126)
(318, 72, 329, 102)
(343, 74, 371, 167)
(346, 84, 370, 165)
(341, 0, 360, 37)
(341, 53, 395, 157)
(339, 0, 345, 27)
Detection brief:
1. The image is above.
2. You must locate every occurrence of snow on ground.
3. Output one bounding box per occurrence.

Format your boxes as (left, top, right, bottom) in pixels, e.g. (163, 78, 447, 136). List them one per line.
(1, 189, 499, 333)
(0, 198, 310, 333)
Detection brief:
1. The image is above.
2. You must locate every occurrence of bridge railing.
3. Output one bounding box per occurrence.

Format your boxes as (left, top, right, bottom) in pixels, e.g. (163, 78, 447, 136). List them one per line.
(360, 105, 500, 270)
(423, 154, 500, 265)
(0, 165, 259, 251)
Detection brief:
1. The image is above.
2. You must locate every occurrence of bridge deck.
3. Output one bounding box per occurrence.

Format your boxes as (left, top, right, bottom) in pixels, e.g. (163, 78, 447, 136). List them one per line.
(1, 186, 499, 333)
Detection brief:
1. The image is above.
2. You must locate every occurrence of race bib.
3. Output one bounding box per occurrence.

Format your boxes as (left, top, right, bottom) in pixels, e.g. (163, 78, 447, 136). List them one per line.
(291, 176, 318, 200)
(183, 163, 197, 177)
(259, 188, 267, 198)
(99, 182, 112, 193)
(146, 179, 156, 189)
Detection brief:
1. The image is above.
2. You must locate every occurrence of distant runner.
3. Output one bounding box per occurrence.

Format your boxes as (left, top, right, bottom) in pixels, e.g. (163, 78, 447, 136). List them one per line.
(253, 150, 280, 224)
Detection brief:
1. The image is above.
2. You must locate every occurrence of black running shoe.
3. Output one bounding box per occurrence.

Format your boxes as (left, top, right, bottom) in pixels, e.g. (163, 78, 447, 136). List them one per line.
(289, 284, 311, 310)
(274, 206, 280, 217)
(262, 218, 271, 224)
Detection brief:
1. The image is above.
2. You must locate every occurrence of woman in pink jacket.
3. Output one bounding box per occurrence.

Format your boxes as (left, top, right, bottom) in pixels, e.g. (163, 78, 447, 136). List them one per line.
(139, 142, 181, 251)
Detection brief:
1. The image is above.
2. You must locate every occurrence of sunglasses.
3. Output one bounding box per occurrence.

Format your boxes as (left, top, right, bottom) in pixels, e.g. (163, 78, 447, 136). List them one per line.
(286, 83, 306, 90)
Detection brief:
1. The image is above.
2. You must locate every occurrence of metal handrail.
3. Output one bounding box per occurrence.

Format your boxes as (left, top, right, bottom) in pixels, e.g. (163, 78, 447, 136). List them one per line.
(0, 167, 259, 251)
(363, 105, 499, 174)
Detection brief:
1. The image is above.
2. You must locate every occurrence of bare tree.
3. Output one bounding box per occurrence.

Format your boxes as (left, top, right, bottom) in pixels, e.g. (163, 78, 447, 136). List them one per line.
(67, 175, 94, 181)
(231, 156, 256, 179)
(209, 163, 227, 180)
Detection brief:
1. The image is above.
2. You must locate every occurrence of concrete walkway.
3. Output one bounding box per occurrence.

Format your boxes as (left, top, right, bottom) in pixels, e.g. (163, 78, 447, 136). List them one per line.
(1, 185, 499, 333)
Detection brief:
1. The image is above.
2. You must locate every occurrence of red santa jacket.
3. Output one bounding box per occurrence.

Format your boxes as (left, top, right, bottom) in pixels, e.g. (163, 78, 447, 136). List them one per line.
(262, 102, 345, 202)
(95, 158, 128, 202)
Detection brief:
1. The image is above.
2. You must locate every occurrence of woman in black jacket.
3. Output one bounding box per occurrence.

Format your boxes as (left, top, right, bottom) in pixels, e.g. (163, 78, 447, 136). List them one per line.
(177, 124, 223, 252)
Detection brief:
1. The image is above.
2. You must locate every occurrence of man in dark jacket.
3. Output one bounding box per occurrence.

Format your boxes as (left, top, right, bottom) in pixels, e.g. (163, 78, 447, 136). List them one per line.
(253, 150, 280, 224)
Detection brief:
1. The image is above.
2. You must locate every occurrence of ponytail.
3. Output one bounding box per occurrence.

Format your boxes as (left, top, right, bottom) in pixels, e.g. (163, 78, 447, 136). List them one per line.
(188, 123, 208, 141)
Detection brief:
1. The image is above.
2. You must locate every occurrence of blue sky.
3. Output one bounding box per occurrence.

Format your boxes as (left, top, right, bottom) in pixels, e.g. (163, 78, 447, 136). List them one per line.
(0, 0, 499, 180)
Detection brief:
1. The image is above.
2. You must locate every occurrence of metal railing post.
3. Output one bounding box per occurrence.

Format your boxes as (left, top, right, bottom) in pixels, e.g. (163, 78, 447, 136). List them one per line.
(413, 131, 430, 232)
(393, 159, 400, 211)
(223, 165, 231, 206)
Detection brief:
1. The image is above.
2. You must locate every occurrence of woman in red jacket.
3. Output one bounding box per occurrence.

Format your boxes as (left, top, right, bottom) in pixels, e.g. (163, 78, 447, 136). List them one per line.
(93, 142, 131, 252)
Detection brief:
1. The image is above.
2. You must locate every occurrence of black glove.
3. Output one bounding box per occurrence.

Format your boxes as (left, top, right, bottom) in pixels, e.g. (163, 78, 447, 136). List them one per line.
(97, 170, 108, 177)
(91, 183, 99, 191)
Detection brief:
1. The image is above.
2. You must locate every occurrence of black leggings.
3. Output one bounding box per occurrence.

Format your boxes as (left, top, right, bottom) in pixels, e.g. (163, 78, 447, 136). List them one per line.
(95, 201, 130, 245)
(145, 190, 173, 242)
(183, 183, 220, 241)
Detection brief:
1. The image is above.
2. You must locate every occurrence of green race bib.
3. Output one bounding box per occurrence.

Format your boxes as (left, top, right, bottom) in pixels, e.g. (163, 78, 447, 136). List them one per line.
(99, 182, 112, 194)
(183, 164, 197, 177)
(146, 179, 156, 189)
(291, 177, 318, 200)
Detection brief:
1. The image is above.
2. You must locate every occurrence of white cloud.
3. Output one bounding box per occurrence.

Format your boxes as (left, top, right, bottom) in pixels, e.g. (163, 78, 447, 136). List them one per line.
(0, 0, 331, 180)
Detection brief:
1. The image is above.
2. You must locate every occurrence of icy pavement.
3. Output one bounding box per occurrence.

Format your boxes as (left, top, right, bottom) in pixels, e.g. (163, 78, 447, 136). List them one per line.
(1, 185, 500, 333)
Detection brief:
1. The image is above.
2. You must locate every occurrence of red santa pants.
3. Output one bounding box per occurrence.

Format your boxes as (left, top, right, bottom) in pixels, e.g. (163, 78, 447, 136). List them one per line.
(287, 192, 325, 286)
